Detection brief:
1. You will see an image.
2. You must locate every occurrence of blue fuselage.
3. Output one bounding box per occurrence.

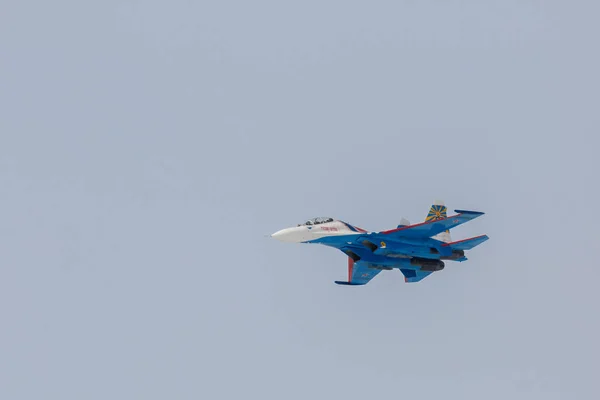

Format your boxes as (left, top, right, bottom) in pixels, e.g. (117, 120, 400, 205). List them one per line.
(307, 233, 465, 271)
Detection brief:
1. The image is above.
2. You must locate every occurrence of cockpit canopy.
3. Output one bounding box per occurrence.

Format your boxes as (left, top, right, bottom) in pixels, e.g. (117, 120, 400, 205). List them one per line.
(299, 217, 334, 226)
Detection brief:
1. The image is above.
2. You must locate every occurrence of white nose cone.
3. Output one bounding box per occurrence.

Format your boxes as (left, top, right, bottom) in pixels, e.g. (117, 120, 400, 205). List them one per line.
(271, 227, 310, 243)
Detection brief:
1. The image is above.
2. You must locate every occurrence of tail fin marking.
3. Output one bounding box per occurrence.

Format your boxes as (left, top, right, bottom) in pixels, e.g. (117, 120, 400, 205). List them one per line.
(426, 201, 452, 243)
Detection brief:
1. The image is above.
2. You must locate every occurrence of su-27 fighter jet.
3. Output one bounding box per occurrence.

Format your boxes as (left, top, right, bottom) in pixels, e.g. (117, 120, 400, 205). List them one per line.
(271, 201, 488, 285)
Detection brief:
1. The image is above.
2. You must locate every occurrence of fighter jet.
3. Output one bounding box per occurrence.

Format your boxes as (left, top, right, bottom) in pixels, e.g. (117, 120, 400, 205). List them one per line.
(271, 201, 488, 285)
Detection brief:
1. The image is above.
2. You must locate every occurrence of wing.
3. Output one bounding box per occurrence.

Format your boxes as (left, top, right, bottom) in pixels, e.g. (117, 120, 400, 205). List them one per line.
(399, 268, 434, 283)
(442, 234, 489, 250)
(380, 209, 485, 240)
(335, 259, 383, 286)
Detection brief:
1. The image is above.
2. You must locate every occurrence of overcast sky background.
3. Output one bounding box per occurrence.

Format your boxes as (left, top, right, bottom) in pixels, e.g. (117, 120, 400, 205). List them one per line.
(1, 1, 599, 399)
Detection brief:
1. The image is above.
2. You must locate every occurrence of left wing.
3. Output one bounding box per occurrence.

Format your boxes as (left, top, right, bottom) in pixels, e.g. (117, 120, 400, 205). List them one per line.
(400, 268, 434, 283)
(380, 210, 484, 240)
(335, 258, 383, 286)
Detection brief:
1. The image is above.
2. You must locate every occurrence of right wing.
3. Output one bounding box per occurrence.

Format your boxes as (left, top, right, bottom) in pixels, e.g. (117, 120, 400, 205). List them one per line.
(335, 259, 383, 286)
(380, 210, 485, 240)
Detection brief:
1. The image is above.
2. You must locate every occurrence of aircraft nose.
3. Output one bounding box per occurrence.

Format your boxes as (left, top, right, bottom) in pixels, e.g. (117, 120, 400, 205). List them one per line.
(271, 228, 293, 242)
(271, 227, 306, 243)
(271, 229, 283, 239)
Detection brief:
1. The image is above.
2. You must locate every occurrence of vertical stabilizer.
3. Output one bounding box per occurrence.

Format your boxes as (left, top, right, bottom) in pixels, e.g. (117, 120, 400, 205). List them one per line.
(397, 217, 411, 228)
(425, 201, 452, 243)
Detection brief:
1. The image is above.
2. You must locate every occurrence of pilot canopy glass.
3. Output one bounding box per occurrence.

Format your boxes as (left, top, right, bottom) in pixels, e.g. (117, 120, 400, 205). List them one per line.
(299, 217, 334, 226)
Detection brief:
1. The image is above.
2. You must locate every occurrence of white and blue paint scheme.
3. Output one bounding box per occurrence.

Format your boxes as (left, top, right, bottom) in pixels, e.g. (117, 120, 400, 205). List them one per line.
(271, 202, 489, 285)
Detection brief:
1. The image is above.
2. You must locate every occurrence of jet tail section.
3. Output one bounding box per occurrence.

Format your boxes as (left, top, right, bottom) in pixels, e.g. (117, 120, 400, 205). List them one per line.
(426, 200, 452, 243)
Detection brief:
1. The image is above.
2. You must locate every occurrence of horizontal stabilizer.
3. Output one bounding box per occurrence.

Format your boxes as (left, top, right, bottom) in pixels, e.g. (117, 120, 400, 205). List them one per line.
(334, 281, 366, 286)
(400, 268, 433, 283)
(454, 209, 485, 216)
(442, 234, 489, 251)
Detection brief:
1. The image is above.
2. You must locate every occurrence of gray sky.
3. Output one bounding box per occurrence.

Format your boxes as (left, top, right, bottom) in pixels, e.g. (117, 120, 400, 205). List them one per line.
(1, 1, 599, 399)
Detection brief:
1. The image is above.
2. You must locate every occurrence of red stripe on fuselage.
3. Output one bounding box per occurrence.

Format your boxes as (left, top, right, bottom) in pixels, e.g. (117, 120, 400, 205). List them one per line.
(348, 258, 354, 282)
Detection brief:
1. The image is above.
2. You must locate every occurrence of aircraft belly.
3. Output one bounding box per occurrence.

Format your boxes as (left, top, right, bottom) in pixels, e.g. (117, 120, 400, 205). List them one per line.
(377, 244, 441, 260)
(310, 232, 454, 266)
